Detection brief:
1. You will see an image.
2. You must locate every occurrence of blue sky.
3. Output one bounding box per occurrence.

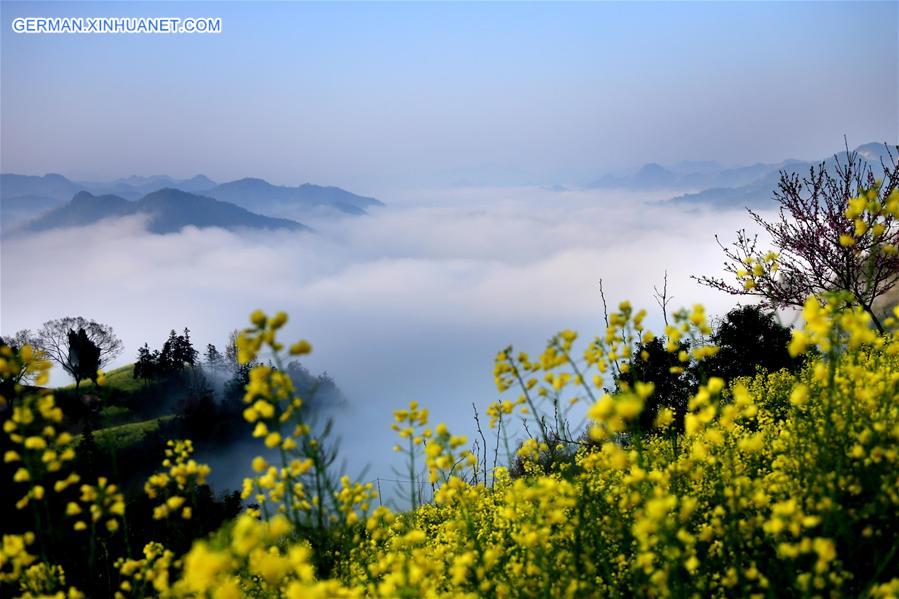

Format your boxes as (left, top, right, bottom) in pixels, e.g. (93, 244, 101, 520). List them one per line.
(1, 1, 896, 190)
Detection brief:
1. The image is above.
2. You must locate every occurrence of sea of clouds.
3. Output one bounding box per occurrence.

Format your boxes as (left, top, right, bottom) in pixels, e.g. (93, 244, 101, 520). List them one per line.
(0, 185, 776, 500)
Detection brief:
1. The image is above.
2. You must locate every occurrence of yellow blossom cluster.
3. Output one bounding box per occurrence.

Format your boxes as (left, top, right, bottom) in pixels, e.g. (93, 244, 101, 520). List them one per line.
(3, 297, 899, 597)
(145, 439, 211, 520)
(233, 311, 342, 531)
(840, 186, 899, 251)
(735, 251, 780, 290)
(114, 542, 176, 599)
(489, 300, 717, 450)
(16, 561, 83, 599)
(173, 514, 362, 599)
(0, 534, 36, 584)
(0, 343, 51, 403)
(3, 390, 77, 510)
(66, 476, 125, 534)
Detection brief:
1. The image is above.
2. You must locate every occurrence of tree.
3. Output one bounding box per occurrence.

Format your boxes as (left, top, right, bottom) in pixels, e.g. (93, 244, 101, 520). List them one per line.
(696, 145, 899, 332)
(224, 330, 241, 373)
(177, 328, 199, 367)
(617, 337, 697, 434)
(223, 362, 253, 407)
(704, 305, 803, 382)
(0, 329, 42, 384)
(2, 329, 38, 353)
(36, 317, 123, 390)
(220, 330, 259, 410)
(133, 343, 158, 385)
(159, 328, 198, 374)
(66, 328, 101, 392)
(204, 344, 225, 377)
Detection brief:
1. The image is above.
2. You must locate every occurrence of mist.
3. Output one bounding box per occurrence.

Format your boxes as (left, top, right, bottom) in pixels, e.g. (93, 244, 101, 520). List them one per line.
(1, 186, 766, 499)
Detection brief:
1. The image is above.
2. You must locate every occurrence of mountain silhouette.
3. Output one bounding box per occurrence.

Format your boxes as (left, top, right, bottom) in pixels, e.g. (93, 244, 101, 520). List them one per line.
(0, 173, 83, 200)
(93, 174, 219, 197)
(669, 143, 897, 208)
(23, 189, 308, 235)
(1, 173, 383, 229)
(203, 178, 384, 216)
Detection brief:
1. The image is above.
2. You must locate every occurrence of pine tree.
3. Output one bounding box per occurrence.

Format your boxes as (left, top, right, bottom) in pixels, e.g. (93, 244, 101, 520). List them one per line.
(224, 330, 240, 373)
(160, 329, 180, 374)
(133, 343, 157, 384)
(178, 328, 199, 367)
(159, 328, 198, 374)
(205, 343, 224, 377)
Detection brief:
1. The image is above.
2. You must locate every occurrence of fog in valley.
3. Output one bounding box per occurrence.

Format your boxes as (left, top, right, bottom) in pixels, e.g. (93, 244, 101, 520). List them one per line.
(1, 184, 766, 499)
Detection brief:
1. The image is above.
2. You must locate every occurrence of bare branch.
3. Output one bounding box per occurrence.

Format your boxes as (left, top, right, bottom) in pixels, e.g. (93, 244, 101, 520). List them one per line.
(652, 270, 673, 327)
(695, 143, 899, 332)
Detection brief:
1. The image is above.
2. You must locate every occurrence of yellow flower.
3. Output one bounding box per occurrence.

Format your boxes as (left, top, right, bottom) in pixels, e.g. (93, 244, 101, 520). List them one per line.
(250, 310, 267, 328)
(616, 395, 643, 420)
(654, 407, 674, 428)
(24, 436, 47, 450)
(289, 340, 312, 355)
(845, 195, 867, 219)
(789, 384, 809, 406)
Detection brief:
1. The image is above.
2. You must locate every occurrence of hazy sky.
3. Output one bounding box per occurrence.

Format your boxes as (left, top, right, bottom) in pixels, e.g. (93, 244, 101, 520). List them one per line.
(1, 1, 896, 191)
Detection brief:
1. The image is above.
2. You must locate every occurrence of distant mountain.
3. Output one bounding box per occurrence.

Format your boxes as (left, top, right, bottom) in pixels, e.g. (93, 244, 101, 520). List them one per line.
(0, 173, 83, 200)
(0, 173, 222, 226)
(87, 174, 218, 198)
(584, 141, 896, 207)
(854, 142, 897, 164)
(22, 189, 308, 235)
(136, 189, 307, 234)
(591, 163, 675, 190)
(203, 178, 384, 217)
(24, 191, 133, 232)
(667, 174, 783, 210)
(667, 160, 724, 175)
(2, 172, 384, 230)
(590, 159, 796, 191)
(634, 163, 677, 187)
(668, 143, 897, 209)
(1, 194, 71, 233)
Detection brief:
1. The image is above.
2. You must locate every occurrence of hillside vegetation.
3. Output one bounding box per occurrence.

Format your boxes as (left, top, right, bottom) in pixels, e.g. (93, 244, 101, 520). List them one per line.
(2, 296, 899, 597)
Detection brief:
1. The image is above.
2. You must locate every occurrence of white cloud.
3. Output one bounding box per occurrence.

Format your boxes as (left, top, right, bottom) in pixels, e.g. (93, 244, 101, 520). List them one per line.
(0, 186, 766, 493)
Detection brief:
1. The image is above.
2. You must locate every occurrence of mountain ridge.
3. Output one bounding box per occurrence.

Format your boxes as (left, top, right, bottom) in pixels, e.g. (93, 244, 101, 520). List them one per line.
(1, 173, 384, 231)
(589, 143, 895, 194)
(21, 189, 309, 235)
(667, 143, 898, 209)
(203, 177, 384, 217)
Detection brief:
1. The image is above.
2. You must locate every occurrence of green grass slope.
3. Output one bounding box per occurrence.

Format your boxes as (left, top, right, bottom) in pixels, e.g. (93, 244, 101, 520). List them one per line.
(87, 416, 175, 453)
(64, 363, 142, 394)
